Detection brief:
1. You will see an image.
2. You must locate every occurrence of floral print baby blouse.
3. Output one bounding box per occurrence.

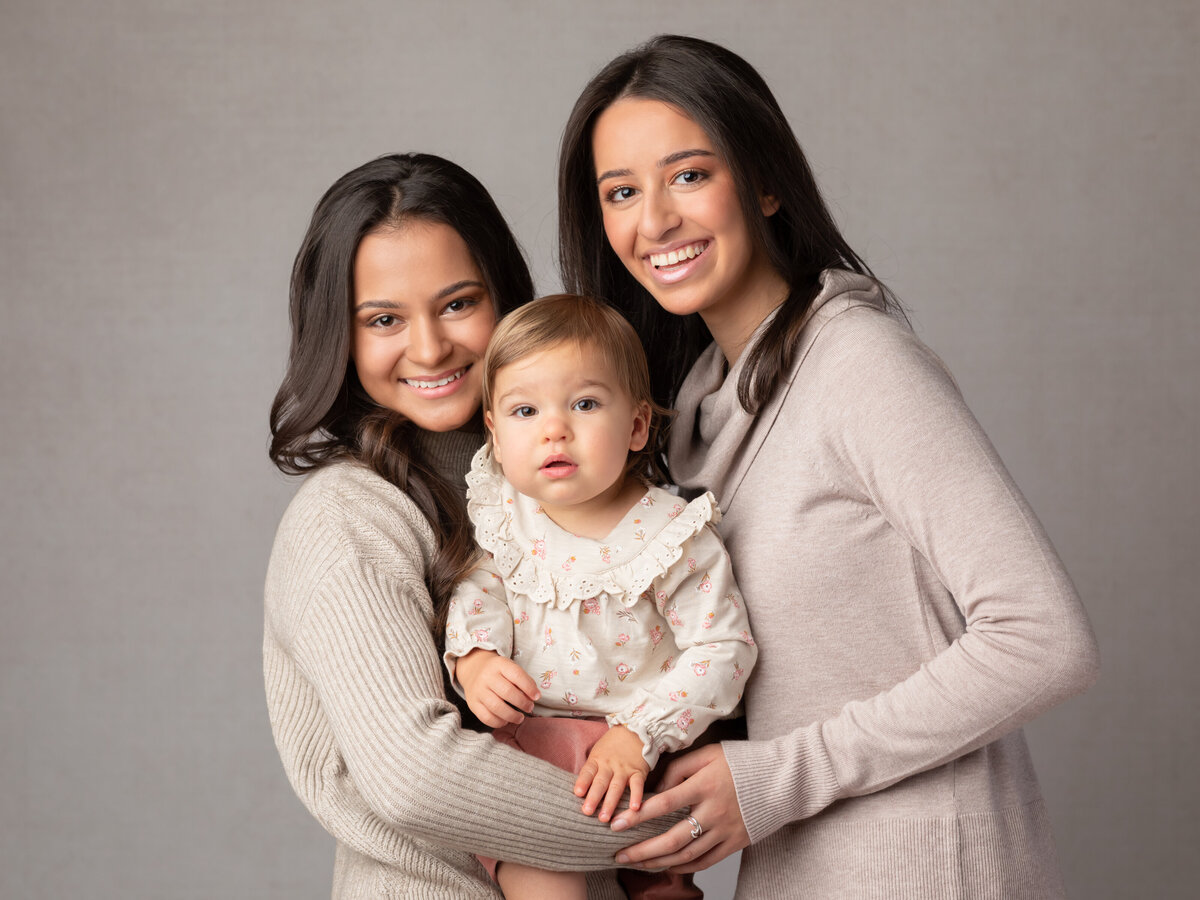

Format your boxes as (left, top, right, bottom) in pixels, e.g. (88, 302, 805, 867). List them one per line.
(444, 447, 757, 767)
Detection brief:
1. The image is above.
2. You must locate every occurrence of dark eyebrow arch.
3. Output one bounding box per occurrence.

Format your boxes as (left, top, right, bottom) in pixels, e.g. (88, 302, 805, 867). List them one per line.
(595, 149, 716, 185)
(355, 279, 485, 312)
(434, 279, 486, 300)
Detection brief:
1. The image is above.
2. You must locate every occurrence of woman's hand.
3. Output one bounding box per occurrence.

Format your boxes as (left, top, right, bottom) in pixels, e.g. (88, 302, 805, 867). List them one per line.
(574, 724, 650, 823)
(610, 743, 749, 873)
(454, 648, 540, 727)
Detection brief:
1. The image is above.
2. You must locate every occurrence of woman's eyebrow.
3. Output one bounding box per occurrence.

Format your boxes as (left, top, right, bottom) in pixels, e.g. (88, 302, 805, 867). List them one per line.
(355, 280, 485, 311)
(434, 279, 486, 300)
(596, 149, 716, 185)
(659, 148, 715, 167)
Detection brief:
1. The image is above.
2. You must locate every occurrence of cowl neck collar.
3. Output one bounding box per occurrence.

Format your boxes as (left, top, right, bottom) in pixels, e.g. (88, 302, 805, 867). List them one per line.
(667, 269, 883, 512)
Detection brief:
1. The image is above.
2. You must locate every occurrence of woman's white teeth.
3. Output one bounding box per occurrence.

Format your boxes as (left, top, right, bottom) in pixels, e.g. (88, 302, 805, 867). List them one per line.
(405, 369, 464, 389)
(650, 243, 706, 268)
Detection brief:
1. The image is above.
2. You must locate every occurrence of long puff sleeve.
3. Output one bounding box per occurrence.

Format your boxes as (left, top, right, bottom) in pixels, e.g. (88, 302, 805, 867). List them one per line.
(609, 525, 757, 767)
(443, 555, 515, 694)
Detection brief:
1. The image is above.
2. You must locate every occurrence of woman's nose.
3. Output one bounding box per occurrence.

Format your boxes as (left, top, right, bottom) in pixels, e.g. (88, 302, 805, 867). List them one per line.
(406, 316, 449, 368)
(638, 189, 681, 241)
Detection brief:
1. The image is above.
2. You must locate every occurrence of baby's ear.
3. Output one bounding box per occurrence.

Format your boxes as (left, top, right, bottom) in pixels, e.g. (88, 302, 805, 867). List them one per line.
(485, 410, 503, 464)
(629, 402, 651, 453)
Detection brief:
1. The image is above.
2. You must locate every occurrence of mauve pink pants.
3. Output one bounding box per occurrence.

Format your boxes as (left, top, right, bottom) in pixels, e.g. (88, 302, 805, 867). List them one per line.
(479, 716, 701, 899)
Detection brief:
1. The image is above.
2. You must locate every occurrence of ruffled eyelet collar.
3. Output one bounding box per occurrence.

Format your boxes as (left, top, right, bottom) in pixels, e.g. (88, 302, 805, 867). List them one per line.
(465, 446, 720, 610)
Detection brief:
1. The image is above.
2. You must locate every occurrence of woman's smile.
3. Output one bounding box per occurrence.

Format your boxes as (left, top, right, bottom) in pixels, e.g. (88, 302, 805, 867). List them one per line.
(592, 98, 787, 358)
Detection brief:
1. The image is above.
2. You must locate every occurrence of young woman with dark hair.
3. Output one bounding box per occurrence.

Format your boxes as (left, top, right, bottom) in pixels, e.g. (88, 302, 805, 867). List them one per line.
(264, 153, 665, 898)
(559, 36, 1100, 898)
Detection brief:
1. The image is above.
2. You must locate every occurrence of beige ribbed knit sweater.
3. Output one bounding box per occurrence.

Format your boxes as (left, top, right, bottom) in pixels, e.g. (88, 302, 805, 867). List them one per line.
(668, 270, 1100, 899)
(264, 429, 662, 898)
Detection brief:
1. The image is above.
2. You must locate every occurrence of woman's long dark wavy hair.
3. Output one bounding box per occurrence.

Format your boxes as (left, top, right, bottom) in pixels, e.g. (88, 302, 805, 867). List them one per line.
(559, 34, 898, 414)
(270, 153, 533, 633)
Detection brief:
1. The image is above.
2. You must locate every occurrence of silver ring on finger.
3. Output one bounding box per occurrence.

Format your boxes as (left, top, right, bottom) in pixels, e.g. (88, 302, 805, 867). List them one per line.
(686, 815, 703, 840)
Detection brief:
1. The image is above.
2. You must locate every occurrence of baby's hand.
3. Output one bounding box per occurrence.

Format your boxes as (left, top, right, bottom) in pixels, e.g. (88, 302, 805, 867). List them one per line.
(454, 649, 540, 728)
(574, 724, 650, 823)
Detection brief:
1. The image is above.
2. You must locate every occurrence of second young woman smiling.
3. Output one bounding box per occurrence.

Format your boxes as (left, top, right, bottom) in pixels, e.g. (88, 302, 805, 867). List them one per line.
(593, 98, 786, 362)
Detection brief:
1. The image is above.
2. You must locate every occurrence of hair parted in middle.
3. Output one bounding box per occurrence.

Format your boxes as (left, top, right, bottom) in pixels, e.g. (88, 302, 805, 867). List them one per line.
(482, 293, 671, 486)
(559, 34, 898, 414)
(269, 152, 534, 636)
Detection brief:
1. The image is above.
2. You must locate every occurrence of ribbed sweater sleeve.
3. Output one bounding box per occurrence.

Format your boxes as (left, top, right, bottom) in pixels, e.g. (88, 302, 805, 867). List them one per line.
(264, 462, 666, 871)
(721, 307, 1100, 842)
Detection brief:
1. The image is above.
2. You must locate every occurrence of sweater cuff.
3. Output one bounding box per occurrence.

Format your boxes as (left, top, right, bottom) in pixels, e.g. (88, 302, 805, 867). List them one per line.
(722, 724, 842, 843)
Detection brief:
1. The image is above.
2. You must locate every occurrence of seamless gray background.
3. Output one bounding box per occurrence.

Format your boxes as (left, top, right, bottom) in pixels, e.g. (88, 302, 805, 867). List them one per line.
(2, 1, 1196, 897)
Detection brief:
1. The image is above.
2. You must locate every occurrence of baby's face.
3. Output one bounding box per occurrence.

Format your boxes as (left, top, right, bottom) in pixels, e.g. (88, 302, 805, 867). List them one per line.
(486, 339, 649, 521)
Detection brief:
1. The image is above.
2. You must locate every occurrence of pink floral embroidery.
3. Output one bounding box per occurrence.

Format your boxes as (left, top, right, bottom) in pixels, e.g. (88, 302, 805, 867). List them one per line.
(615, 662, 633, 681)
(675, 709, 694, 733)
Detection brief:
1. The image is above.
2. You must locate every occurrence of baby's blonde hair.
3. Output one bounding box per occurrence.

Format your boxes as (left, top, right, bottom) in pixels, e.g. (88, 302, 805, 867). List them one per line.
(482, 294, 672, 484)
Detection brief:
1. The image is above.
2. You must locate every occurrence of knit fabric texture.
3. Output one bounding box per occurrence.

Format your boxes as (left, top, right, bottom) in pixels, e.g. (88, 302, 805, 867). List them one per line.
(264, 428, 660, 898)
(668, 270, 1100, 899)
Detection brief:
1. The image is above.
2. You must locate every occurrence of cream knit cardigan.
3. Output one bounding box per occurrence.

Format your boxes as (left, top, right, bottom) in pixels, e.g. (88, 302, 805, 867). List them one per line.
(264, 430, 661, 898)
(669, 270, 1100, 899)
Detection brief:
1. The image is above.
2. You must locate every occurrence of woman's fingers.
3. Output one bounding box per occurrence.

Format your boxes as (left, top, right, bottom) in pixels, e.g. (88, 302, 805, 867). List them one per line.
(615, 816, 708, 865)
(610, 778, 691, 831)
(656, 746, 710, 791)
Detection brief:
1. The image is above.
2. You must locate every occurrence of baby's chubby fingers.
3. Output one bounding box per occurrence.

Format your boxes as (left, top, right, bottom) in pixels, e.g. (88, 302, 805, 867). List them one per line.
(573, 759, 598, 798)
(598, 770, 643, 823)
(494, 656, 541, 706)
(582, 766, 613, 817)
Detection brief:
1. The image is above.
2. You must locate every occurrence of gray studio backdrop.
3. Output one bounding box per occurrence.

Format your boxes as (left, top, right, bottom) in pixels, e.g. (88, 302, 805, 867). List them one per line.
(2, 1, 1196, 897)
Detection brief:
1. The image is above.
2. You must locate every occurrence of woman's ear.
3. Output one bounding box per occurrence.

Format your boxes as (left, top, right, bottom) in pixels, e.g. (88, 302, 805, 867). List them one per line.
(760, 192, 781, 217)
(629, 402, 651, 453)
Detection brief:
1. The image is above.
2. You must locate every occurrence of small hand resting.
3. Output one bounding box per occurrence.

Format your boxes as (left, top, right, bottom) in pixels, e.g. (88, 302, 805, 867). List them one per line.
(454, 648, 540, 728)
(574, 724, 649, 824)
(610, 744, 749, 873)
